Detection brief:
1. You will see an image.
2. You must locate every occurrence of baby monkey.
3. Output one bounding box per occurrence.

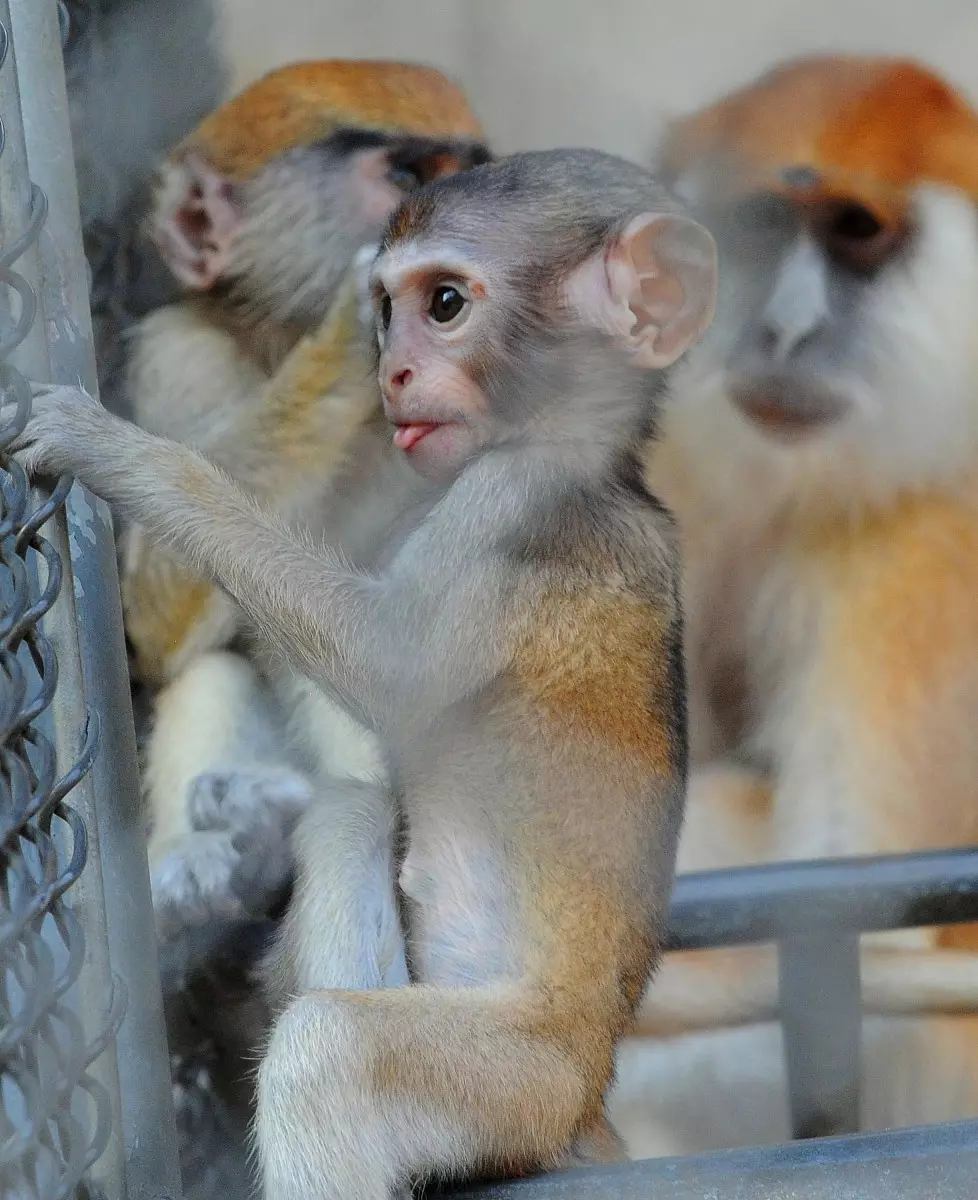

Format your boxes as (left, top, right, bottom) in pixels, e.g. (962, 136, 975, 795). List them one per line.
(16, 149, 715, 1196)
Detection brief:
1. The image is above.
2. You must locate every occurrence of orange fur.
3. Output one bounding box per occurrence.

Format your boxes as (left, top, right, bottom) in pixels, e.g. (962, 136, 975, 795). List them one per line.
(122, 546, 229, 686)
(813, 489, 978, 850)
(181, 60, 484, 180)
(663, 55, 978, 231)
(515, 587, 677, 767)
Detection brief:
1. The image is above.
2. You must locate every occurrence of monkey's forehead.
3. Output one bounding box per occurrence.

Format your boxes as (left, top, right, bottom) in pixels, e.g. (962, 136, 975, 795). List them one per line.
(177, 59, 485, 180)
(662, 54, 978, 216)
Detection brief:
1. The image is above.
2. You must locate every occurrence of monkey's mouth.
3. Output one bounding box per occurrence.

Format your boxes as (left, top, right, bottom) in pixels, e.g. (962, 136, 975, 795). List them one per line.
(393, 422, 442, 452)
(729, 375, 848, 441)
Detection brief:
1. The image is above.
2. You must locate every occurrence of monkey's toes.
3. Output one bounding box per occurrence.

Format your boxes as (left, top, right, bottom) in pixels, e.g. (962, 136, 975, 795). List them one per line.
(188, 765, 313, 837)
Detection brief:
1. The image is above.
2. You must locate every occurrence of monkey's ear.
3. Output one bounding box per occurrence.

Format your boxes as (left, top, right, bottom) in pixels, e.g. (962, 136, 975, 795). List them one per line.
(151, 155, 239, 291)
(569, 213, 717, 368)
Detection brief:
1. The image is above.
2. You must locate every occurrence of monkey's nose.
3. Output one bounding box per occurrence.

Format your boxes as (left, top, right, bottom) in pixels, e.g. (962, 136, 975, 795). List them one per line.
(390, 367, 414, 391)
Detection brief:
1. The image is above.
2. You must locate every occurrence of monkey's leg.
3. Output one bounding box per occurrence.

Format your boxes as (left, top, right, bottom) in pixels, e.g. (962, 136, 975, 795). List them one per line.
(262, 777, 409, 1010)
(278, 671, 388, 789)
(146, 650, 312, 938)
(631, 940, 978, 1036)
(256, 986, 609, 1200)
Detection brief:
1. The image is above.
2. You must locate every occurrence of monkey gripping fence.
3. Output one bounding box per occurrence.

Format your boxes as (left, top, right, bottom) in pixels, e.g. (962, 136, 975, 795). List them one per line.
(1, 5, 978, 1200)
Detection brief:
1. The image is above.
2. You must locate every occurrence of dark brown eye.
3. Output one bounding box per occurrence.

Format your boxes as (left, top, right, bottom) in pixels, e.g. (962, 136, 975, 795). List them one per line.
(820, 200, 903, 274)
(430, 285, 465, 324)
(380, 294, 392, 331)
(830, 203, 883, 241)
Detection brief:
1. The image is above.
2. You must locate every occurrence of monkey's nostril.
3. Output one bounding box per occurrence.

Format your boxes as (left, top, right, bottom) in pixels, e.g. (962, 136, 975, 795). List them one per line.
(391, 368, 413, 390)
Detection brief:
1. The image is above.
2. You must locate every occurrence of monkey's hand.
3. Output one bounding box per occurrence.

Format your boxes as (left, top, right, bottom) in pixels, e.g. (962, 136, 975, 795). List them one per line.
(14, 383, 110, 481)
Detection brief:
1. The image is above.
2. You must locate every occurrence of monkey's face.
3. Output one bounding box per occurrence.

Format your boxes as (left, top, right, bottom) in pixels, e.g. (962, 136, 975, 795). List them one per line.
(370, 159, 718, 484)
(151, 133, 491, 329)
(369, 242, 493, 482)
(669, 177, 978, 499)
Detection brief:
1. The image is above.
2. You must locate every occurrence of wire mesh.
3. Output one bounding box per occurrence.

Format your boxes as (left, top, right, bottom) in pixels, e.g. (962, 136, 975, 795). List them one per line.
(0, 9, 125, 1196)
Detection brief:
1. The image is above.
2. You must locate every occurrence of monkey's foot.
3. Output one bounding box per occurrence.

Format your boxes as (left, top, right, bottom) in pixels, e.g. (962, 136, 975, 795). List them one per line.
(152, 831, 244, 941)
(188, 764, 313, 839)
(188, 765, 314, 914)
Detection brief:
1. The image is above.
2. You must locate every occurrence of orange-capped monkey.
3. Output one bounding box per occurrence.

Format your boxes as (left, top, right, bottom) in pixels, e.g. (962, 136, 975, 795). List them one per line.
(609, 54, 978, 1156)
(119, 61, 490, 940)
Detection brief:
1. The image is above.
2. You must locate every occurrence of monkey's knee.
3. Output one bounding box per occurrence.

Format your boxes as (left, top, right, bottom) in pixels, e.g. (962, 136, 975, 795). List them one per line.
(257, 997, 396, 1200)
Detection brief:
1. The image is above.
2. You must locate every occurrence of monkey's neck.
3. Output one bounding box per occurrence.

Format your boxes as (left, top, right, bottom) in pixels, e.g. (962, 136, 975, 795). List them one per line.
(193, 295, 310, 378)
(518, 374, 659, 488)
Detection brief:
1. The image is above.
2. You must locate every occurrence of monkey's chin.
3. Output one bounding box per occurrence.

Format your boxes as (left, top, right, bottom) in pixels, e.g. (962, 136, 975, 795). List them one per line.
(729, 376, 849, 443)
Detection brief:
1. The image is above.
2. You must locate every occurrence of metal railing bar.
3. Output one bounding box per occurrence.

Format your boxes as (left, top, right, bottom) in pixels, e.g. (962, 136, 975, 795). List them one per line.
(779, 932, 862, 1140)
(455, 1118, 978, 1198)
(668, 846, 978, 949)
(8, 4, 183, 1196)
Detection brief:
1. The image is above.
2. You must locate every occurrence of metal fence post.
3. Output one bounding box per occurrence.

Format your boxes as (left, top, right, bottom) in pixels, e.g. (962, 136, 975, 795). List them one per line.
(778, 932, 862, 1139)
(0, 3, 182, 1197)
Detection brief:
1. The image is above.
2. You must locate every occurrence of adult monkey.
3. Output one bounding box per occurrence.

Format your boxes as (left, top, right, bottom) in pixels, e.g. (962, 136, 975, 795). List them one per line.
(121, 61, 491, 945)
(610, 55, 978, 1157)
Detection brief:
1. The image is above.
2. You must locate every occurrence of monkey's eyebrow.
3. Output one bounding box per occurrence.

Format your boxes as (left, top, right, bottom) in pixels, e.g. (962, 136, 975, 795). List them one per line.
(373, 244, 481, 292)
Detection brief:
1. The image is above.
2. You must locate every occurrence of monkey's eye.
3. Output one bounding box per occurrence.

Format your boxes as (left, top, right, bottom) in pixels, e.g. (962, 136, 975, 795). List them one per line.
(380, 294, 393, 332)
(820, 201, 903, 274)
(830, 203, 883, 241)
(388, 166, 420, 193)
(429, 284, 467, 326)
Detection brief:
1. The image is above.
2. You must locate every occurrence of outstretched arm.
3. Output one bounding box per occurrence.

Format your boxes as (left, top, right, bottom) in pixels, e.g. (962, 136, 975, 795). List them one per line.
(18, 384, 382, 726)
(15, 385, 503, 732)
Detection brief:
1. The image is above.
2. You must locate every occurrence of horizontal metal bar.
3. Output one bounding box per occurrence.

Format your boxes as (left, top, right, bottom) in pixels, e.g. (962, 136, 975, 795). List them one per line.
(455, 1119, 978, 1198)
(668, 846, 978, 950)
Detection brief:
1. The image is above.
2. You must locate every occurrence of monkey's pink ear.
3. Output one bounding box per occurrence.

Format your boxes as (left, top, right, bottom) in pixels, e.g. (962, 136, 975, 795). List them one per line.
(151, 155, 239, 291)
(569, 212, 717, 368)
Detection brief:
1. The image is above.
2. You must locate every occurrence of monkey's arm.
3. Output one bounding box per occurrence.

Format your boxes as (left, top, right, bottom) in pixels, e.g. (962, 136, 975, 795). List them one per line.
(17, 384, 501, 734)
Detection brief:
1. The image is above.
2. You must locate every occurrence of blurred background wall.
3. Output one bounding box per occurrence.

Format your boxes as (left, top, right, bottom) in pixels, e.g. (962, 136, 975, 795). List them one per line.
(215, 0, 978, 162)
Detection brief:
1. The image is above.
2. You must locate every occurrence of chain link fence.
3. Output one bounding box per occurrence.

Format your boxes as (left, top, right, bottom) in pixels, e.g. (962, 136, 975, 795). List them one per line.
(0, 3, 179, 1198)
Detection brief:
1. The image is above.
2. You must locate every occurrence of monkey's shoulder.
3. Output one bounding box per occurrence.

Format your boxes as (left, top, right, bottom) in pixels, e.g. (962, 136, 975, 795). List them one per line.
(510, 561, 684, 766)
(503, 476, 684, 766)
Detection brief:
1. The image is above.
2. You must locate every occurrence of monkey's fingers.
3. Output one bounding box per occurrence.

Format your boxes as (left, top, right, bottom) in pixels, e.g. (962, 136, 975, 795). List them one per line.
(10, 382, 102, 479)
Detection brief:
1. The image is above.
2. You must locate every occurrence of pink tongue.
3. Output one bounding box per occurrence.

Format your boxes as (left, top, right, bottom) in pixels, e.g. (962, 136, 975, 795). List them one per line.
(393, 423, 438, 451)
